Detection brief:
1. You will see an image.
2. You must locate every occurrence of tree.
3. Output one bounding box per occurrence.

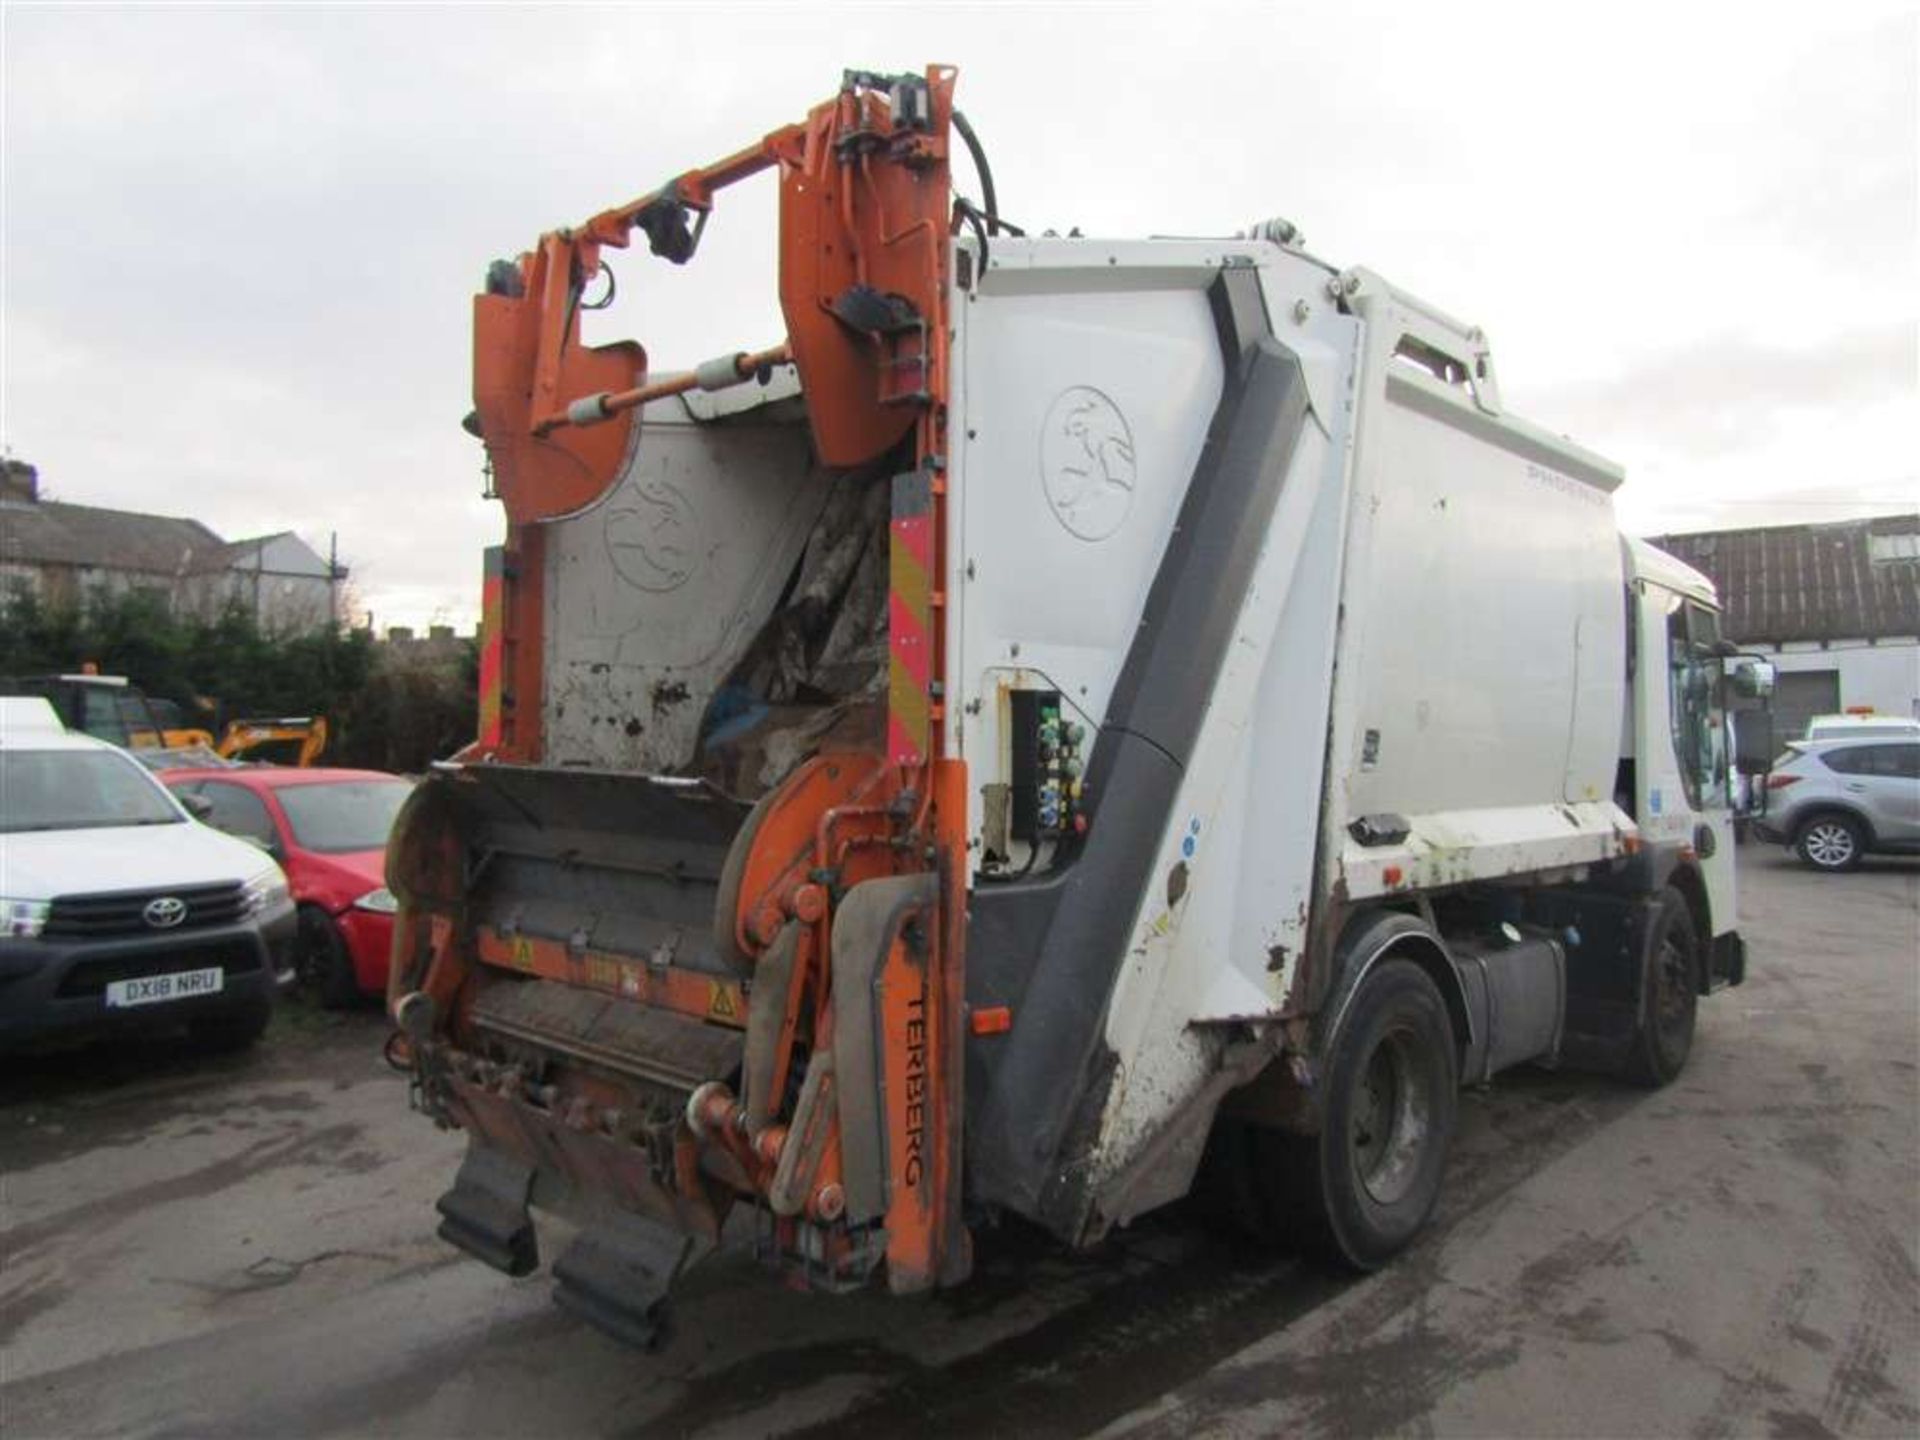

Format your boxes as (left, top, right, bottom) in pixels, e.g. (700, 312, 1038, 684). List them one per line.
(0, 587, 465, 768)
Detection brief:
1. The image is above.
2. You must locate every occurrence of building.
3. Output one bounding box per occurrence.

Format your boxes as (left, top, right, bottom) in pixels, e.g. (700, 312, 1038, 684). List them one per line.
(1651, 514, 1920, 740)
(0, 458, 345, 633)
(379, 623, 471, 668)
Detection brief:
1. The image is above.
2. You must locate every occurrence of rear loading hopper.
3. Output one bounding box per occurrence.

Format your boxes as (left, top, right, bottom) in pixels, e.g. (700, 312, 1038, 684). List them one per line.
(390, 68, 972, 1344)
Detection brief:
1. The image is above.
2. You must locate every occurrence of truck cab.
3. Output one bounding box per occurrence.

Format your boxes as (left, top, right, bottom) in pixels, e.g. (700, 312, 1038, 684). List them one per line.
(1628, 537, 1778, 968)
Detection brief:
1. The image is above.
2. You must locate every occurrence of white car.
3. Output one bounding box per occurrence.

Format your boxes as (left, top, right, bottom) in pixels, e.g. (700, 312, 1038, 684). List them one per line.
(0, 697, 296, 1052)
(1755, 736, 1920, 871)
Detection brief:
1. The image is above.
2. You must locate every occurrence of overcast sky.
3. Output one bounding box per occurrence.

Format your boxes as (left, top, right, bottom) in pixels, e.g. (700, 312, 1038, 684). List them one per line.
(4, 2, 1915, 632)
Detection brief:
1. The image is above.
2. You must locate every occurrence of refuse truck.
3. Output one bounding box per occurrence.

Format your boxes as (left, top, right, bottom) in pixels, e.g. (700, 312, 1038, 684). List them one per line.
(387, 64, 1778, 1346)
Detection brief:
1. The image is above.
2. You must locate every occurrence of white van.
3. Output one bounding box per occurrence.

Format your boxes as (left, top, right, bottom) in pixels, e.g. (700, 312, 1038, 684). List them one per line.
(0, 698, 296, 1052)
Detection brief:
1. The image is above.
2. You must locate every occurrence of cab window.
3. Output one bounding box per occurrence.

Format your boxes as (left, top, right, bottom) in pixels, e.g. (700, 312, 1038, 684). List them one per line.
(79, 687, 130, 746)
(115, 691, 160, 748)
(1666, 599, 1727, 811)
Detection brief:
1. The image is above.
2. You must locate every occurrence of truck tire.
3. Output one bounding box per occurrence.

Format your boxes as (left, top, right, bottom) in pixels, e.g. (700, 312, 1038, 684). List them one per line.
(1251, 959, 1457, 1270)
(1794, 812, 1864, 873)
(1624, 889, 1698, 1088)
(298, 905, 362, 1009)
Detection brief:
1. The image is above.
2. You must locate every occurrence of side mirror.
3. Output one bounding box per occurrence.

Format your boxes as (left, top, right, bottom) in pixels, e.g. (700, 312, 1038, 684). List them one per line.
(1727, 657, 1776, 701)
(180, 793, 214, 821)
(1733, 710, 1776, 776)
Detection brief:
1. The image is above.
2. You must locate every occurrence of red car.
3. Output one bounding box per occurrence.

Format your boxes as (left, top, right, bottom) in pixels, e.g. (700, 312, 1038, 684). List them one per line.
(160, 767, 412, 1005)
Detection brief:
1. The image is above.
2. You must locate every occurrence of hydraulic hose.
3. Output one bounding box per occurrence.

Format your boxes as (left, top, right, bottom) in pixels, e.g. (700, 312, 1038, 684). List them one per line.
(952, 108, 1001, 236)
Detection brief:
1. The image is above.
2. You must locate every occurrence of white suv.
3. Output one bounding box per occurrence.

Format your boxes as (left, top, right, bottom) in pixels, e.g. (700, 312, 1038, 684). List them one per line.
(0, 698, 296, 1052)
(1755, 736, 1920, 872)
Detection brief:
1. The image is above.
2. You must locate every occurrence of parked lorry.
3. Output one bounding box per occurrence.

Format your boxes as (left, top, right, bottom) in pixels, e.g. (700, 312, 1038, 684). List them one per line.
(387, 66, 1777, 1346)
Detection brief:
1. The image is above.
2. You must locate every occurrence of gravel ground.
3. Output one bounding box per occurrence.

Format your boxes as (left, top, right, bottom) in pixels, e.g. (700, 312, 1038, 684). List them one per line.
(1, 848, 1914, 1438)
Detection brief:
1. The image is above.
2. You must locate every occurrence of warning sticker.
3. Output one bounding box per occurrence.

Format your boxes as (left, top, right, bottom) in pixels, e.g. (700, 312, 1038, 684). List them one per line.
(511, 936, 535, 970)
(707, 982, 741, 1022)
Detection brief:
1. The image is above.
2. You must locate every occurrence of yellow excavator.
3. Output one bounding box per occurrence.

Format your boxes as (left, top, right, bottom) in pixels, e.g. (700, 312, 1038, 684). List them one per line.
(1, 672, 327, 768)
(215, 715, 330, 767)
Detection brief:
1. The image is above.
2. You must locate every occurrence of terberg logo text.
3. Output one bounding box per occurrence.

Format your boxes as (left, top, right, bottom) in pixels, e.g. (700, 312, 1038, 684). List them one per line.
(903, 988, 928, 1187)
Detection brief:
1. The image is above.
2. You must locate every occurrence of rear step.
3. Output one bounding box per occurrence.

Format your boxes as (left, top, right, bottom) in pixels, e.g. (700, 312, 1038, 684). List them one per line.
(552, 1212, 699, 1351)
(436, 1142, 539, 1277)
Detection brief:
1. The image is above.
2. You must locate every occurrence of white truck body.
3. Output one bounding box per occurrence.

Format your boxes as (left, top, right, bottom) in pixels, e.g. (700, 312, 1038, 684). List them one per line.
(941, 234, 1739, 1223)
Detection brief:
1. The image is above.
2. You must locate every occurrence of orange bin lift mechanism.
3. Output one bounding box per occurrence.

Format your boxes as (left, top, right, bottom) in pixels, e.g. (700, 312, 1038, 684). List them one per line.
(700, 750, 968, 1288)
(426, 67, 971, 1301)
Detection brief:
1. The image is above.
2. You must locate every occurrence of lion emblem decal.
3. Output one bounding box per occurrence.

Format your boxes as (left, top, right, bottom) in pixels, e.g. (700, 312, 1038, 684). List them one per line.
(1041, 387, 1136, 541)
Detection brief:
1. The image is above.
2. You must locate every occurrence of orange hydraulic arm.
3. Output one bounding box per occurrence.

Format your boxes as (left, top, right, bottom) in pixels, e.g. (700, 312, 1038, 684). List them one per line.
(470, 67, 960, 768)
(472, 69, 954, 529)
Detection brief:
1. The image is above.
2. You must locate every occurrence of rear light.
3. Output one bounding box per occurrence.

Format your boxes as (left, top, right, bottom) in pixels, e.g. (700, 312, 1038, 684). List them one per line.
(1765, 773, 1802, 790)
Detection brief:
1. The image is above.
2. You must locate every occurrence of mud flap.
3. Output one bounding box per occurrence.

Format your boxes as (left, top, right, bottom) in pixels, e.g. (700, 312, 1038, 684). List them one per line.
(552, 1210, 700, 1350)
(436, 1142, 539, 1277)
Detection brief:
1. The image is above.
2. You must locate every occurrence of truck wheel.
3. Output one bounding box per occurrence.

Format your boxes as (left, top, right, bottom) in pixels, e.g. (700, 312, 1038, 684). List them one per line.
(1296, 959, 1458, 1270)
(1625, 889, 1698, 1088)
(298, 906, 362, 1009)
(1795, 813, 1864, 873)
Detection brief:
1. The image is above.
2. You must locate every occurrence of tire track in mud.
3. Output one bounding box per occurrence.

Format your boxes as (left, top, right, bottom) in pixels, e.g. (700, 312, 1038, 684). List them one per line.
(1095, 1014, 1828, 1440)
(3, 1291, 572, 1440)
(1685, 944, 1919, 1440)
(657, 1237, 1337, 1440)
(649, 1073, 1655, 1440)
(1108, 1219, 1655, 1440)
(0, 1122, 370, 1262)
(1748, 956, 1920, 1438)
(1689, 1266, 1821, 1440)
(3, 1084, 334, 1171)
(0, 1121, 383, 1386)
(1817, 1196, 1920, 1437)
